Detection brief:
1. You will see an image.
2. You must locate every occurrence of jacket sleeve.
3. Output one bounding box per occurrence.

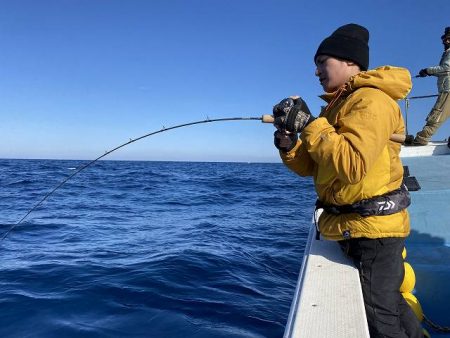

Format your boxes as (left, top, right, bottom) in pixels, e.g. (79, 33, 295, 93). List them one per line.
(300, 89, 399, 184)
(279, 139, 316, 177)
(427, 52, 450, 76)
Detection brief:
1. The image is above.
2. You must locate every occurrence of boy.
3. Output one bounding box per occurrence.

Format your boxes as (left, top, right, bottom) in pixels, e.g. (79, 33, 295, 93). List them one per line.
(273, 24, 422, 337)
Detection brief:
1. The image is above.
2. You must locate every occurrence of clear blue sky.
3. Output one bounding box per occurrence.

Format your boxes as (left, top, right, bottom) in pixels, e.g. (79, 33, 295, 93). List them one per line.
(1, 0, 449, 162)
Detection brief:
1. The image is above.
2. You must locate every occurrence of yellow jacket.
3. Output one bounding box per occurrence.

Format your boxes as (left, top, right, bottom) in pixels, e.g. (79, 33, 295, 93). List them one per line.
(281, 66, 412, 240)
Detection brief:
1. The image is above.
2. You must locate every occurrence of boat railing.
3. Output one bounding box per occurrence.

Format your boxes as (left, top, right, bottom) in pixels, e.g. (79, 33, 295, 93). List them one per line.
(283, 219, 370, 338)
(403, 94, 438, 135)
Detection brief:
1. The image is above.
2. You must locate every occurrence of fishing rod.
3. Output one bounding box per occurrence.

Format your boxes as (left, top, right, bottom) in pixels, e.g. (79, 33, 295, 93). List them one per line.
(407, 94, 439, 100)
(1, 114, 407, 241)
(262, 115, 407, 143)
(414, 71, 450, 78)
(1, 116, 262, 241)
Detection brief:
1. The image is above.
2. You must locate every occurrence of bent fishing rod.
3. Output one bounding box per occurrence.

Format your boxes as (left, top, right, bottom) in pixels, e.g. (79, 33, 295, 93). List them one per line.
(1, 117, 263, 241)
(1, 115, 405, 241)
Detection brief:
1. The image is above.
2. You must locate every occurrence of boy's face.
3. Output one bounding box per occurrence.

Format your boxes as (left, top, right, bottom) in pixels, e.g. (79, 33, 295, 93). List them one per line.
(315, 55, 354, 93)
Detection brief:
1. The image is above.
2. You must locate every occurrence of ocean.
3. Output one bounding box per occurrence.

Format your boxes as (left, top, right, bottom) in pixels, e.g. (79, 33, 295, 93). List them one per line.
(0, 159, 316, 338)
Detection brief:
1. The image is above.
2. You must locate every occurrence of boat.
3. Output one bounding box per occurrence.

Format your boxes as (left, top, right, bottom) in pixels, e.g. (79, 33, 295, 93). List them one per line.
(283, 139, 450, 338)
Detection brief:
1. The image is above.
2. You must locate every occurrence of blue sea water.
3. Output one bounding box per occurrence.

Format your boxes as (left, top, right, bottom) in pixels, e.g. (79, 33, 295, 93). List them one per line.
(0, 159, 316, 338)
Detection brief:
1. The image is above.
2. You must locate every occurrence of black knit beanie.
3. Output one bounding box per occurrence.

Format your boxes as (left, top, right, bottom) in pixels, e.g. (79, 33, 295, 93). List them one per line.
(314, 23, 369, 71)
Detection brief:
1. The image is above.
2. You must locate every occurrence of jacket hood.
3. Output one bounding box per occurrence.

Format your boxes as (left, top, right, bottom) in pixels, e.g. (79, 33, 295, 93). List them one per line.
(321, 66, 412, 102)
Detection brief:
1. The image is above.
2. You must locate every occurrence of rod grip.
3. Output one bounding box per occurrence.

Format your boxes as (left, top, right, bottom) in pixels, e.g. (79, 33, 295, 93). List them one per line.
(261, 114, 274, 123)
(261, 115, 406, 144)
(390, 133, 406, 144)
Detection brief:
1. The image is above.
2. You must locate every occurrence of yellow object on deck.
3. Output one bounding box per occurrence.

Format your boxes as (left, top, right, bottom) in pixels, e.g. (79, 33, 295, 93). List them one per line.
(402, 292, 424, 322)
(400, 262, 416, 293)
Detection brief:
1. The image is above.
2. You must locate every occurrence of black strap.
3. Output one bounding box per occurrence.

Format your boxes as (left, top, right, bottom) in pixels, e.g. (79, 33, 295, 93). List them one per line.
(316, 184, 411, 217)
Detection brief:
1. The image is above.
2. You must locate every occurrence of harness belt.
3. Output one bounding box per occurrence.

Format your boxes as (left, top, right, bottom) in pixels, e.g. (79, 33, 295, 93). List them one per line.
(316, 184, 411, 217)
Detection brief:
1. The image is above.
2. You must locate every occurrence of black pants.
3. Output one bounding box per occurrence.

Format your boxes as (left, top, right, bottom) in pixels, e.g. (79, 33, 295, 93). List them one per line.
(339, 237, 423, 338)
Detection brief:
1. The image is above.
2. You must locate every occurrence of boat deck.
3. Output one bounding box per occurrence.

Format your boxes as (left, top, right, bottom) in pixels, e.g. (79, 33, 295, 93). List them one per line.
(402, 151, 450, 337)
(284, 142, 450, 338)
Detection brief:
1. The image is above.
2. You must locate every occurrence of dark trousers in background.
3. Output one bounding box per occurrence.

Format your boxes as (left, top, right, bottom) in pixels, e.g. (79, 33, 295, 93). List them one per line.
(339, 237, 423, 338)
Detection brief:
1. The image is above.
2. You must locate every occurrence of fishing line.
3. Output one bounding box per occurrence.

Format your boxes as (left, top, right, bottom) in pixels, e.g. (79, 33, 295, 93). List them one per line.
(1, 116, 263, 241)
